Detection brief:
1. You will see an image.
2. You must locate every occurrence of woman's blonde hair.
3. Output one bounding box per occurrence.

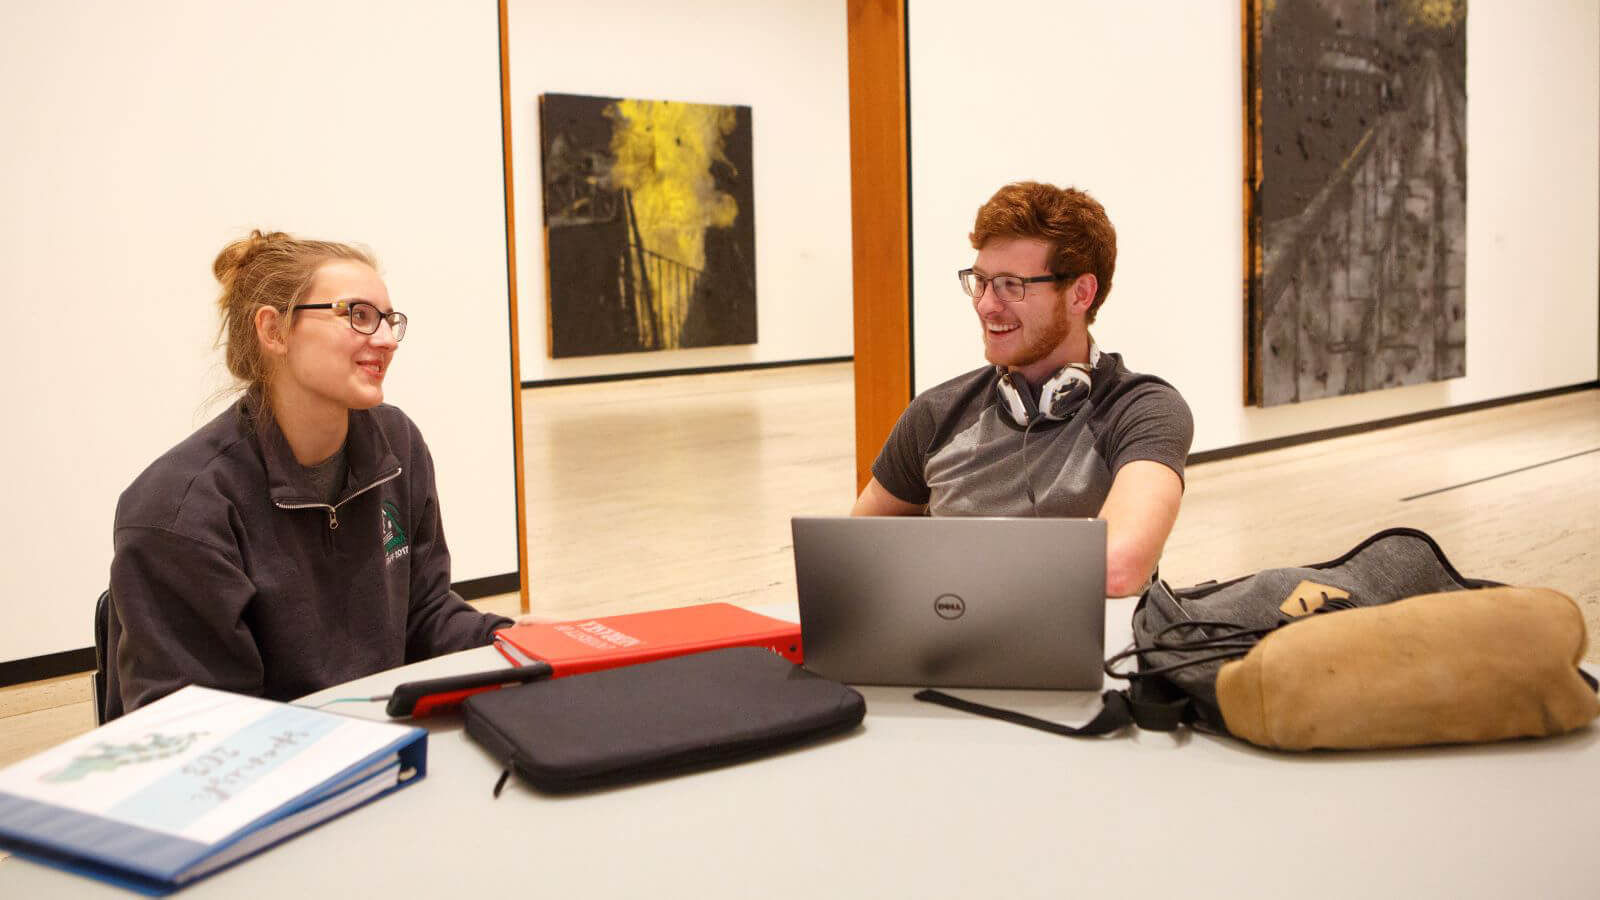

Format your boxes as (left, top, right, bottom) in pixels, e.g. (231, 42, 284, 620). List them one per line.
(212, 230, 376, 412)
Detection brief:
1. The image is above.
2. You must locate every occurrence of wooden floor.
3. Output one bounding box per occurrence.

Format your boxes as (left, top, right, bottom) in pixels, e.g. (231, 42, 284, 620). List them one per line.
(2, 364, 1596, 778)
(519, 363, 856, 619)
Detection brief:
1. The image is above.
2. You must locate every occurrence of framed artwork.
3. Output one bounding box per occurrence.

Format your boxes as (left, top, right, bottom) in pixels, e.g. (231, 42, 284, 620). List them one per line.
(539, 92, 757, 358)
(1244, 0, 1467, 406)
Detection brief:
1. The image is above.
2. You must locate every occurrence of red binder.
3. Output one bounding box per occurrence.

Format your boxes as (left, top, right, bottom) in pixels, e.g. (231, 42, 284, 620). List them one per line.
(493, 602, 803, 676)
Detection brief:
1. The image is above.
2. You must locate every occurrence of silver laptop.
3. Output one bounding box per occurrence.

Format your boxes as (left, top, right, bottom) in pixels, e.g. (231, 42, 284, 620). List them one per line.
(792, 517, 1106, 689)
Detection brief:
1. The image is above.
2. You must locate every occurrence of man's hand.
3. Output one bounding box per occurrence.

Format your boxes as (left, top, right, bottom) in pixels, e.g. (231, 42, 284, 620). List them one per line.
(851, 477, 926, 516)
(1097, 460, 1184, 597)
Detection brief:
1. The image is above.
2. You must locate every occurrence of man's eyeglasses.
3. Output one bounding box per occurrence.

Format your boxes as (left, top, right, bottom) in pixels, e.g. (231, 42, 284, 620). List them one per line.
(957, 268, 1068, 303)
(297, 300, 408, 342)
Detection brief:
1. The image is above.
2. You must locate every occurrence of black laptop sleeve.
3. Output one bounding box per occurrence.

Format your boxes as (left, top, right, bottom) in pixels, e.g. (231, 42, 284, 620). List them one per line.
(462, 647, 866, 793)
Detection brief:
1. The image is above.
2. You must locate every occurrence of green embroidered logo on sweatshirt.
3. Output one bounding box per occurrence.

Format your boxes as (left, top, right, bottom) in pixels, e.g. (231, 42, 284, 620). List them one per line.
(381, 502, 409, 562)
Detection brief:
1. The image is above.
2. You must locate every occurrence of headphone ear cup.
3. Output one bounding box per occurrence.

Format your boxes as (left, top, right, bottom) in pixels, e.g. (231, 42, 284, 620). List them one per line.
(995, 373, 1037, 426)
(1046, 381, 1090, 419)
(1038, 364, 1093, 421)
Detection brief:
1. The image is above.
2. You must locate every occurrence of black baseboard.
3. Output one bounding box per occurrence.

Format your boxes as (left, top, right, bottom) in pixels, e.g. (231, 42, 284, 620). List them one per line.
(1187, 381, 1599, 465)
(456, 572, 520, 600)
(0, 648, 97, 687)
(521, 355, 852, 389)
(0, 573, 524, 689)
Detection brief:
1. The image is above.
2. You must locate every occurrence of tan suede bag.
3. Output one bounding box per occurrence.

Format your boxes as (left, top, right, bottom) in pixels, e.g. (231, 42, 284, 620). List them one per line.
(1215, 586, 1599, 749)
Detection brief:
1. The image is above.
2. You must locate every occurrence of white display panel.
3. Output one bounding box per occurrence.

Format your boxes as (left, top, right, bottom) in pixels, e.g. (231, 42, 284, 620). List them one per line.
(0, 0, 518, 663)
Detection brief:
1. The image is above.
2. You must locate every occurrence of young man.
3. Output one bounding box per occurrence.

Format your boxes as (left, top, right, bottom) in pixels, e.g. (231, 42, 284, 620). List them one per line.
(852, 182, 1192, 597)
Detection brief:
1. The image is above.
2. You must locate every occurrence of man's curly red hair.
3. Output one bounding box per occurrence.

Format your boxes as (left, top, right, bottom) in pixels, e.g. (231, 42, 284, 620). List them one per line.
(969, 181, 1117, 323)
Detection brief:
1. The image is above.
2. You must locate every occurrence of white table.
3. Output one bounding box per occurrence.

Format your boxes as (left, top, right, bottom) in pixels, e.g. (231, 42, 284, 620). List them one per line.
(5, 597, 1599, 899)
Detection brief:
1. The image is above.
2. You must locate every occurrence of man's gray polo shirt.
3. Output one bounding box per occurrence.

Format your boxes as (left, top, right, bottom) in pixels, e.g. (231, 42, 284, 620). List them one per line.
(872, 351, 1193, 517)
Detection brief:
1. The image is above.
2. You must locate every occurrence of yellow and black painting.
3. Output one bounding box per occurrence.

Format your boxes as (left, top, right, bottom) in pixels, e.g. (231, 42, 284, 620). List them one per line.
(540, 93, 756, 358)
(1245, 0, 1466, 406)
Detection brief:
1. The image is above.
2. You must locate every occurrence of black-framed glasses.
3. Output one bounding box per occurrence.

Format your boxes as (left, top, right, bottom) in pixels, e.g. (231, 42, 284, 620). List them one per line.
(957, 268, 1068, 303)
(297, 300, 408, 342)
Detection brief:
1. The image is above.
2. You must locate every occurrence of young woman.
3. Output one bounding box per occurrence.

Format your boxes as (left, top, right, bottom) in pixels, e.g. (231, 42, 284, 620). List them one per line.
(106, 231, 512, 716)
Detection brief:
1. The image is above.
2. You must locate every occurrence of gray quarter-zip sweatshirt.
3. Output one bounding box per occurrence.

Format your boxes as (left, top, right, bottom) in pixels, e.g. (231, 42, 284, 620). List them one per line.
(106, 399, 512, 715)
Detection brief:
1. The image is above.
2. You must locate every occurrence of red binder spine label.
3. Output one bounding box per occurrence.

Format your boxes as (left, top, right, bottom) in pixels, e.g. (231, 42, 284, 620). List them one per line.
(412, 686, 499, 718)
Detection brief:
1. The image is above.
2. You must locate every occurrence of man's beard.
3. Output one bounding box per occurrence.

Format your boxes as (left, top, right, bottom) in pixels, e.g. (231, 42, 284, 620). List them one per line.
(986, 296, 1072, 372)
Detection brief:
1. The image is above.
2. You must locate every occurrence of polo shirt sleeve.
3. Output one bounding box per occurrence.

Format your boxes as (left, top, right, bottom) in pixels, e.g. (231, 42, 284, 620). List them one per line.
(1105, 383, 1194, 487)
(870, 402, 934, 506)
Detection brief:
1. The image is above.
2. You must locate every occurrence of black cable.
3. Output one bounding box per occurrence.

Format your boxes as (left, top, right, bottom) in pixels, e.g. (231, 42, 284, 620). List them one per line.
(1020, 416, 1041, 516)
(1106, 592, 1363, 680)
(1108, 647, 1260, 679)
(1149, 619, 1278, 649)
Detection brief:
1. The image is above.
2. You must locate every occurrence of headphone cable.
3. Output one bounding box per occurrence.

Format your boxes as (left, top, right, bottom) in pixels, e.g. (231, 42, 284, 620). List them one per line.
(1020, 416, 1040, 516)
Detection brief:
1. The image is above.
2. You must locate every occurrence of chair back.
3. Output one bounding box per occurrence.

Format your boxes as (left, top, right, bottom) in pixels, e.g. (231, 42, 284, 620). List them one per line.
(92, 590, 111, 725)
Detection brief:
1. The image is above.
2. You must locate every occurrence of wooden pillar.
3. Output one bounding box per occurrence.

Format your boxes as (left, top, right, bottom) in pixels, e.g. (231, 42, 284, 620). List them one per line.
(497, 0, 530, 612)
(847, 0, 913, 492)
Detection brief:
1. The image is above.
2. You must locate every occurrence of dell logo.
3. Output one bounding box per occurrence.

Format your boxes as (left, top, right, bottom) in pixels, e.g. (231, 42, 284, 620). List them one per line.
(934, 593, 966, 620)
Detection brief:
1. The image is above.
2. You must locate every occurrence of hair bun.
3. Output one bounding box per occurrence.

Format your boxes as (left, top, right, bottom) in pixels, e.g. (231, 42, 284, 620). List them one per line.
(212, 229, 290, 286)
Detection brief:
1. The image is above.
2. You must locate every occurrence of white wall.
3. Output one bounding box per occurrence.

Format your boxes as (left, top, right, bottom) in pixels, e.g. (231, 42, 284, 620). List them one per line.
(505, 0, 854, 381)
(908, 0, 1598, 453)
(0, 0, 519, 663)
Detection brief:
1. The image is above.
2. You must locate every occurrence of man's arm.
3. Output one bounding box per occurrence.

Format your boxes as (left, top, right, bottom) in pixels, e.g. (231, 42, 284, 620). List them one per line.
(851, 477, 926, 516)
(1096, 460, 1184, 597)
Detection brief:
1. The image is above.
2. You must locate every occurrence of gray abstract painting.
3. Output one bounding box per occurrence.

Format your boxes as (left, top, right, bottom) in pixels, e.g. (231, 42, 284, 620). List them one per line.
(1246, 0, 1466, 407)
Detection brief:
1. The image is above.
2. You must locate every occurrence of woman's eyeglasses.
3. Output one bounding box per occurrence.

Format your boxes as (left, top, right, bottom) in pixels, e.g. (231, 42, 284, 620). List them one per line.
(297, 300, 408, 342)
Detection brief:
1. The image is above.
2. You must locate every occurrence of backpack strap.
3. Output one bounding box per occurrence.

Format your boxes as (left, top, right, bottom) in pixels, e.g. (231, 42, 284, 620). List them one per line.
(1123, 674, 1195, 731)
(912, 671, 1201, 738)
(913, 689, 1134, 737)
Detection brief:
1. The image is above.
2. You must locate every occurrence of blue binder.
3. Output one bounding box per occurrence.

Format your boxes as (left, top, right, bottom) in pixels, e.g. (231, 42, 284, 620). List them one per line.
(0, 686, 426, 894)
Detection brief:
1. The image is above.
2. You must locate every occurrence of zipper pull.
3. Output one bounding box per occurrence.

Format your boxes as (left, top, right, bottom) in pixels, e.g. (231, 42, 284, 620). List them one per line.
(327, 508, 339, 530)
